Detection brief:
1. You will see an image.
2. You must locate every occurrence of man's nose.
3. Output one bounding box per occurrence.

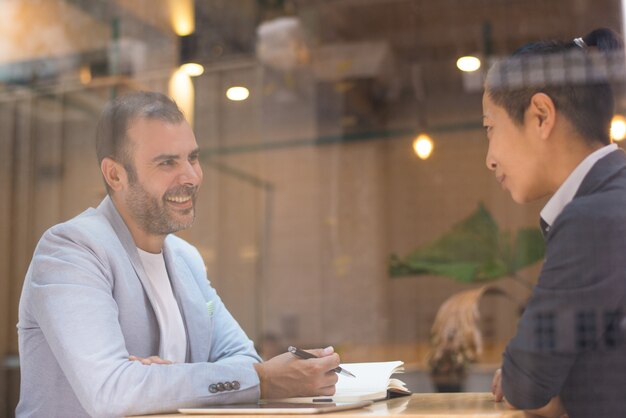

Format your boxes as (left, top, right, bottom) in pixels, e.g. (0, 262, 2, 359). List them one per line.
(179, 161, 202, 185)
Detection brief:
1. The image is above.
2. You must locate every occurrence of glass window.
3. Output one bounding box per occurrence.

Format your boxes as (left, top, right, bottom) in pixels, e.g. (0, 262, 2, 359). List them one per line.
(1, 0, 625, 408)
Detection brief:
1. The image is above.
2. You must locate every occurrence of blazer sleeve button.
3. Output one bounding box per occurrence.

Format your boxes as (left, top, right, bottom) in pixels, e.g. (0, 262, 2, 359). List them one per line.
(224, 382, 233, 391)
(216, 383, 225, 392)
(209, 384, 218, 393)
(232, 381, 241, 390)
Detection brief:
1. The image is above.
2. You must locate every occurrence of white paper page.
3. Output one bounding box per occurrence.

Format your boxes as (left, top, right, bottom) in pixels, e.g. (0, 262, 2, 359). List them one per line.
(336, 361, 404, 394)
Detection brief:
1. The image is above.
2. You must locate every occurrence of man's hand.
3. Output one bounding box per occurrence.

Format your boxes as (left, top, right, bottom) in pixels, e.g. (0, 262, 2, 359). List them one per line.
(254, 346, 340, 399)
(128, 355, 172, 365)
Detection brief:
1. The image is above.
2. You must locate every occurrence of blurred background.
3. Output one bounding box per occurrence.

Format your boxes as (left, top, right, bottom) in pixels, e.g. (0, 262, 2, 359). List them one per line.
(1, 0, 625, 416)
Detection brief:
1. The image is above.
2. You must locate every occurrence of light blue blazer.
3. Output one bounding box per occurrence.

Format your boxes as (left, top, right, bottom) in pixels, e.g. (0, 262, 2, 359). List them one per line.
(16, 196, 262, 418)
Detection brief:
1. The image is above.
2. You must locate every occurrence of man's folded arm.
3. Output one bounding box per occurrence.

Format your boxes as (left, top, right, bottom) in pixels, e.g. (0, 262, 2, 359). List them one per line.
(27, 234, 261, 417)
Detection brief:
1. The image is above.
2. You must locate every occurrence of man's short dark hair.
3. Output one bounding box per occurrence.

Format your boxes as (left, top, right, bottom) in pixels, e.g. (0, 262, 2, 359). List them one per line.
(485, 28, 623, 146)
(95, 91, 186, 191)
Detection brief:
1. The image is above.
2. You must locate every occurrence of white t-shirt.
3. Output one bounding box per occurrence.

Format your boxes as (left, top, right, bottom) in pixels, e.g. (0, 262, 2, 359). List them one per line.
(137, 248, 188, 363)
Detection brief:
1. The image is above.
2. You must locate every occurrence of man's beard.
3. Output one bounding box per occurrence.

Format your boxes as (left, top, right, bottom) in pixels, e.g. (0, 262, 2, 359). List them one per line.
(125, 180, 198, 236)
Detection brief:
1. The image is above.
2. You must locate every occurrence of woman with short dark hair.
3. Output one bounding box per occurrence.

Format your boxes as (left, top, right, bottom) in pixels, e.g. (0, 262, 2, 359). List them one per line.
(483, 28, 626, 418)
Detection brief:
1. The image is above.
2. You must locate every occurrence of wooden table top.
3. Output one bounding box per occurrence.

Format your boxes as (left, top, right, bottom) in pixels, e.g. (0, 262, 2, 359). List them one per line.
(131, 392, 524, 417)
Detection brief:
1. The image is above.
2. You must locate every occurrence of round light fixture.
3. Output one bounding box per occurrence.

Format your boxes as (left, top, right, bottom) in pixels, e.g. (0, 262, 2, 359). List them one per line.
(226, 86, 250, 101)
(412, 134, 434, 160)
(180, 63, 204, 77)
(79, 65, 92, 84)
(456, 56, 481, 72)
(611, 114, 626, 141)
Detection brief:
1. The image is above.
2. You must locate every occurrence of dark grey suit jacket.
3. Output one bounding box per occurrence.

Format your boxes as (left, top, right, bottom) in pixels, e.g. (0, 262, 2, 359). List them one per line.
(502, 149, 626, 418)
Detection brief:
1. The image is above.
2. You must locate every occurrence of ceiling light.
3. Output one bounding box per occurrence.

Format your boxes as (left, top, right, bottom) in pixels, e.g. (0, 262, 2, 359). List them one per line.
(413, 133, 434, 160)
(169, 68, 195, 125)
(226, 87, 250, 101)
(180, 62, 204, 77)
(79, 64, 92, 84)
(179, 34, 203, 76)
(456, 56, 481, 72)
(168, 0, 195, 36)
(611, 114, 626, 141)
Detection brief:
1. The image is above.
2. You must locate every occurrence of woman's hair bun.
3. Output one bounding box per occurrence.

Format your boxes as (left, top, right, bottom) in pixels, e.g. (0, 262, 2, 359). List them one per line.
(582, 28, 623, 51)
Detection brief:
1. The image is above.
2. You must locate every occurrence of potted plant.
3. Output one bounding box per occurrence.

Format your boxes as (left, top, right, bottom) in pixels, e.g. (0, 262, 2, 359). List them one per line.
(389, 204, 544, 392)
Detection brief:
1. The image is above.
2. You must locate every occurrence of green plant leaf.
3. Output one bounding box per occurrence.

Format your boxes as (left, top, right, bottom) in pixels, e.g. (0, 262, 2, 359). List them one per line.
(389, 204, 544, 282)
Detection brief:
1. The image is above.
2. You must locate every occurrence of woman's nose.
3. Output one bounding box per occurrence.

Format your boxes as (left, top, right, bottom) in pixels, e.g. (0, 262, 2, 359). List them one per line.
(485, 155, 497, 171)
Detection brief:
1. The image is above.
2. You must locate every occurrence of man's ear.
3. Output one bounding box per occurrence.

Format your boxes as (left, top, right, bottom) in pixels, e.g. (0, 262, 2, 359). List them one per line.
(100, 157, 127, 192)
(528, 92, 556, 140)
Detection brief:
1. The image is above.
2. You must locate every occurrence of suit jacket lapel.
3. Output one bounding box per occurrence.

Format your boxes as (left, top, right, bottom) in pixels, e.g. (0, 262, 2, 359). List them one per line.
(163, 241, 212, 363)
(98, 196, 212, 362)
(97, 196, 163, 342)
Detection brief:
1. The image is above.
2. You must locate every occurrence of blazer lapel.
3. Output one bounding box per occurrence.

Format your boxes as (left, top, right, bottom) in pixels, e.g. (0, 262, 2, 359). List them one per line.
(163, 243, 212, 363)
(97, 197, 163, 343)
(98, 196, 212, 362)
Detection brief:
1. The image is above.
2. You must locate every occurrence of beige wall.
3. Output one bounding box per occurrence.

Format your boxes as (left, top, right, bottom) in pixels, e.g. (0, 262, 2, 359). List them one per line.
(0, 76, 548, 350)
(189, 127, 545, 347)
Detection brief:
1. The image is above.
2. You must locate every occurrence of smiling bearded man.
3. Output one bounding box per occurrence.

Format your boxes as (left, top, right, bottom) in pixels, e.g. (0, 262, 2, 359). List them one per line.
(16, 91, 341, 418)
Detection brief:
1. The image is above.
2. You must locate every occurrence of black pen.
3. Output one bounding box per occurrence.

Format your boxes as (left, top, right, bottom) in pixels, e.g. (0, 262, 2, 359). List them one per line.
(287, 346, 357, 378)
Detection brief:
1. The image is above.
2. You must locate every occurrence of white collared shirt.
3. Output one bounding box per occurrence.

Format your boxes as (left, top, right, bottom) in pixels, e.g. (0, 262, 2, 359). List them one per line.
(137, 248, 188, 363)
(540, 143, 618, 230)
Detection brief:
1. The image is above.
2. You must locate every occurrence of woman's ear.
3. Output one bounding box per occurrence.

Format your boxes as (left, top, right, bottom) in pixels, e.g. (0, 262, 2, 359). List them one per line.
(100, 157, 127, 192)
(527, 92, 557, 140)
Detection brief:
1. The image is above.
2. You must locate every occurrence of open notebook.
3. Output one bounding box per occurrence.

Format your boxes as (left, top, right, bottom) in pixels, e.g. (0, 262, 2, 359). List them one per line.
(271, 361, 411, 403)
